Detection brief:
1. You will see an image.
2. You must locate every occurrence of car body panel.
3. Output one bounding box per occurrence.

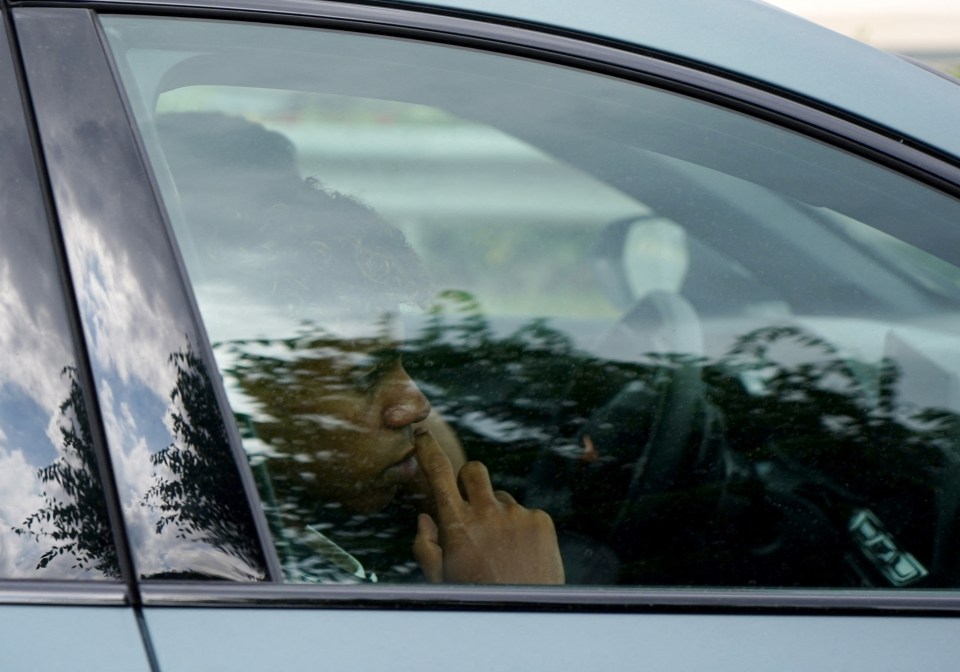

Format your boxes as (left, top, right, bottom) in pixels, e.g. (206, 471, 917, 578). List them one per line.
(143, 606, 960, 671)
(0, 605, 151, 671)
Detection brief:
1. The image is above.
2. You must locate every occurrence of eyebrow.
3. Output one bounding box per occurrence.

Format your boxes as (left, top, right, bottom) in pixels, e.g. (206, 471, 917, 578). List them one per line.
(345, 346, 402, 373)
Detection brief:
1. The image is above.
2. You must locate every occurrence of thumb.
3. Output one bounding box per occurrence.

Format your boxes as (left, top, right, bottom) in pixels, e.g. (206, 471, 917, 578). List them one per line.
(413, 513, 444, 583)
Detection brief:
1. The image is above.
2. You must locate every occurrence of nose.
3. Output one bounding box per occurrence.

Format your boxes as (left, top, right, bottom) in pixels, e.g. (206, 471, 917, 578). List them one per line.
(381, 364, 431, 429)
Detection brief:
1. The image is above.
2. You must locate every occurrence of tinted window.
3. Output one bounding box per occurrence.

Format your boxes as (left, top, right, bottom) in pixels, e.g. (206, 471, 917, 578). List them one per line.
(0, 18, 117, 580)
(106, 16, 960, 588)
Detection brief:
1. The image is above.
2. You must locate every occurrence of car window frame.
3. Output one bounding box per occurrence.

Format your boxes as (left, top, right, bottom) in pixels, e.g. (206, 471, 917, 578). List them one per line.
(0, 4, 135, 605)
(21, 0, 960, 615)
(14, 5, 278, 590)
(51, 0, 960, 185)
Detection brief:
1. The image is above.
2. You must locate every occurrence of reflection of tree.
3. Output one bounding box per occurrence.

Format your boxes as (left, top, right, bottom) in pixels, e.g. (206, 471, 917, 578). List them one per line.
(221, 326, 421, 580)
(707, 325, 954, 494)
(405, 297, 960, 586)
(221, 290, 639, 579)
(14, 366, 120, 578)
(697, 325, 960, 587)
(19, 344, 265, 580)
(413, 303, 958, 502)
(218, 289, 960, 586)
(144, 344, 263, 574)
(405, 290, 639, 479)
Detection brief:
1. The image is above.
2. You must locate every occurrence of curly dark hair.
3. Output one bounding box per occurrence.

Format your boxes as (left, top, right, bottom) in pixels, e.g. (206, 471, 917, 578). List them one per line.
(156, 111, 431, 317)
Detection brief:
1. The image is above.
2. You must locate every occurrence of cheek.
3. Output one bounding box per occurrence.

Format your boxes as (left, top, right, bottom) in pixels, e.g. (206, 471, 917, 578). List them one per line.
(307, 390, 380, 430)
(315, 444, 378, 479)
(267, 391, 391, 503)
(306, 420, 386, 485)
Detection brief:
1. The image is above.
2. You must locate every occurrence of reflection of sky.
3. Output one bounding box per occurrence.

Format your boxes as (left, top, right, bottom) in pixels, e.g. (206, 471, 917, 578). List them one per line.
(0, 171, 101, 577)
(0, 384, 58, 466)
(0, 51, 262, 578)
(57, 191, 261, 579)
(99, 372, 173, 457)
(0, 447, 49, 576)
(197, 280, 403, 345)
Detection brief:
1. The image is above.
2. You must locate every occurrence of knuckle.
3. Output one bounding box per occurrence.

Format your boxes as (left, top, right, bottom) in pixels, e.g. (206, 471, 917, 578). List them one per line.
(530, 508, 556, 528)
(443, 521, 467, 537)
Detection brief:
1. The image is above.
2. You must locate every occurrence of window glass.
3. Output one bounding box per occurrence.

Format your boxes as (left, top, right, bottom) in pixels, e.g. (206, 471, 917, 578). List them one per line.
(0, 25, 117, 580)
(106, 16, 960, 589)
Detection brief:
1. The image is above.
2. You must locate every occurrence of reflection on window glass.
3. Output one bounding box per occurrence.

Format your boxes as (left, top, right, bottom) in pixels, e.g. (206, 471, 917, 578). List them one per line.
(107, 16, 960, 589)
(156, 86, 634, 320)
(0, 364, 118, 580)
(0, 67, 116, 579)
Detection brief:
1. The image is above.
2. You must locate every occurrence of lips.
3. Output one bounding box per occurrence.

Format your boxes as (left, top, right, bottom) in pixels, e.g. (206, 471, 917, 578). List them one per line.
(382, 448, 419, 484)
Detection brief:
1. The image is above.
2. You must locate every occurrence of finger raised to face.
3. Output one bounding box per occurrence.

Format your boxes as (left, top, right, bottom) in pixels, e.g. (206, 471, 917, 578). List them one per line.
(414, 428, 461, 518)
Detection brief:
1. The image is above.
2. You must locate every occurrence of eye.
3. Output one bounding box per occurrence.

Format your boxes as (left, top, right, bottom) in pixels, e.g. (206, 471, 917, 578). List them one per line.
(351, 352, 401, 392)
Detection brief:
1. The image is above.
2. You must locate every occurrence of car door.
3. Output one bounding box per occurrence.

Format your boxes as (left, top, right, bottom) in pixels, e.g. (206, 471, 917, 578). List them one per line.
(14, 2, 960, 670)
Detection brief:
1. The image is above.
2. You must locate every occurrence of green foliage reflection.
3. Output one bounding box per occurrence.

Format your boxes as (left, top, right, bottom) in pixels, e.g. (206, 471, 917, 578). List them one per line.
(145, 344, 264, 576)
(14, 367, 119, 578)
(223, 291, 960, 586)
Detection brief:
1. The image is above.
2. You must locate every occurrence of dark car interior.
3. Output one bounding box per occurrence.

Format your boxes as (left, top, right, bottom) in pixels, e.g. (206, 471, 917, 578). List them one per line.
(108, 19, 960, 589)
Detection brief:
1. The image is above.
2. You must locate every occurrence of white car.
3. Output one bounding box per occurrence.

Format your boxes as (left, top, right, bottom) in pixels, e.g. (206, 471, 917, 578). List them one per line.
(3, 0, 960, 669)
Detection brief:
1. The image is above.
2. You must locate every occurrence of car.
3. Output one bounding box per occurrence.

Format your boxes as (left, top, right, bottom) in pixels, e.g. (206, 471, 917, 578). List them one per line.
(3, 0, 960, 669)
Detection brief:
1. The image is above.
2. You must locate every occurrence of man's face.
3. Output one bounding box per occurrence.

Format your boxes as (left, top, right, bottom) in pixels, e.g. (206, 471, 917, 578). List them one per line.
(243, 335, 431, 514)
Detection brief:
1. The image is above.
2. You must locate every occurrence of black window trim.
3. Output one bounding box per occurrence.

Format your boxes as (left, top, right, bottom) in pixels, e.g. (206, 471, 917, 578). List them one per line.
(14, 5, 280, 589)
(0, 3, 139, 601)
(139, 582, 960, 616)
(31, 0, 960, 613)
(0, 581, 129, 606)
(89, 7, 284, 585)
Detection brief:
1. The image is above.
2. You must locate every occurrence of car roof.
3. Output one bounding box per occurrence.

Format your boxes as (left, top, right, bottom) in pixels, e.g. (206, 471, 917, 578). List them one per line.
(376, 0, 960, 162)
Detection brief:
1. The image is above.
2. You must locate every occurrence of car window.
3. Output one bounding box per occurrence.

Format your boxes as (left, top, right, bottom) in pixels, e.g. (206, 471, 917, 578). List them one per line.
(0, 21, 117, 580)
(105, 16, 960, 589)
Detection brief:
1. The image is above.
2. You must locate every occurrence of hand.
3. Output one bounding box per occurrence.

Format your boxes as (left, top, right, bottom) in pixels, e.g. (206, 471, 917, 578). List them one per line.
(400, 412, 467, 517)
(412, 429, 565, 585)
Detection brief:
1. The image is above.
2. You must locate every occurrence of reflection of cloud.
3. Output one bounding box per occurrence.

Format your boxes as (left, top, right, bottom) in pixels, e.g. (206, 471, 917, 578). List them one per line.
(0, 259, 72, 439)
(0, 248, 105, 577)
(460, 410, 552, 444)
(63, 209, 241, 576)
(100, 379, 154, 495)
(0, 447, 44, 576)
(197, 280, 396, 344)
(200, 282, 306, 344)
(70, 217, 182, 397)
(35, 102, 261, 577)
(98, 377, 174, 576)
(0, 447, 91, 579)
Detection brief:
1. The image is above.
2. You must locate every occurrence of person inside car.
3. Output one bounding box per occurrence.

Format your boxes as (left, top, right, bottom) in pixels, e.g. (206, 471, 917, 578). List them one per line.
(156, 111, 564, 585)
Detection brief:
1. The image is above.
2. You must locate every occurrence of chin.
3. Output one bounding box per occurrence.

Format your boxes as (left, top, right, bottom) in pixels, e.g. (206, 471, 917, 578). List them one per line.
(342, 487, 399, 515)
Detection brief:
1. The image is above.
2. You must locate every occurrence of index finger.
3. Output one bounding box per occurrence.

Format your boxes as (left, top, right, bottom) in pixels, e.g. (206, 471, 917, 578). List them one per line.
(414, 428, 462, 519)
